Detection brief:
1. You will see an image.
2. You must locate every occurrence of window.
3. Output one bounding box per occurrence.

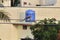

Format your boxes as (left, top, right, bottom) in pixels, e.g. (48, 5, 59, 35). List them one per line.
(11, 0, 20, 7)
(23, 25, 27, 30)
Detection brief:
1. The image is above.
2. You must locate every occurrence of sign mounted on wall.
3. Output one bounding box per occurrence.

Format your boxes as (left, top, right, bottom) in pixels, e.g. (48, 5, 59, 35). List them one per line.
(25, 9, 35, 22)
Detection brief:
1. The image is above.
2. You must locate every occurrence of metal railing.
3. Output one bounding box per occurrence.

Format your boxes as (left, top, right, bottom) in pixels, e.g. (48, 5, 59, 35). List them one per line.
(0, 19, 36, 25)
(0, 19, 59, 24)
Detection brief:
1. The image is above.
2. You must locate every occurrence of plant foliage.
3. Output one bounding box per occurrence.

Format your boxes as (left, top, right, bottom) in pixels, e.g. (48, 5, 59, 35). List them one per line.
(0, 10, 10, 22)
(30, 18, 60, 40)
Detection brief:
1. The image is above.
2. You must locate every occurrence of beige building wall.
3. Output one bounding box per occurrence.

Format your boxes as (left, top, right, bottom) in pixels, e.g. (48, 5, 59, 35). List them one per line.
(16, 0, 60, 7)
(3, 7, 60, 20)
(21, 0, 60, 7)
(0, 0, 60, 40)
(1, 0, 60, 7)
(21, 0, 40, 7)
(0, 24, 18, 40)
(0, 7, 60, 40)
(3, 0, 11, 6)
(55, 0, 60, 6)
(0, 0, 11, 7)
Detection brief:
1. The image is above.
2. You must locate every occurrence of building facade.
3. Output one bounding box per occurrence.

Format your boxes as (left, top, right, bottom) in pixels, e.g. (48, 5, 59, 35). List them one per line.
(0, 0, 60, 7)
(0, 0, 60, 40)
(0, 7, 60, 40)
(0, 0, 11, 7)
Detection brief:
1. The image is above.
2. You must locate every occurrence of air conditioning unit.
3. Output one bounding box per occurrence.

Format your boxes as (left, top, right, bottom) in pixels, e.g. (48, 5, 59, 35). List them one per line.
(40, 0, 56, 6)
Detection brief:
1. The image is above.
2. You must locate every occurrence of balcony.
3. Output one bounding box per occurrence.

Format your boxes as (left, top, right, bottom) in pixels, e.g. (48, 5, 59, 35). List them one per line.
(0, 19, 36, 25)
(0, 19, 59, 25)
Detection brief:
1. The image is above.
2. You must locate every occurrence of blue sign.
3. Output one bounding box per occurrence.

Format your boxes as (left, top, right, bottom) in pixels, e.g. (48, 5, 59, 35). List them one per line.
(25, 9, 35, 22)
